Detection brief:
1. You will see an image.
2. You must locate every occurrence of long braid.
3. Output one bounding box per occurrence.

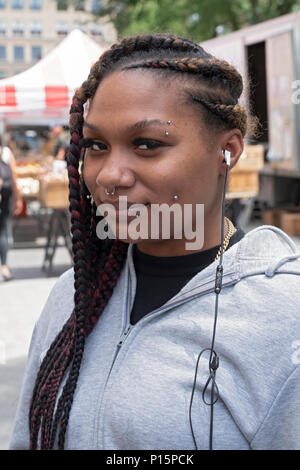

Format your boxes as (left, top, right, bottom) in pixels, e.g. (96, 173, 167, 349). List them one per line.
(29, 33, 256, 449)
(29, 95, 128, 449)
(30, 108, 89, 449)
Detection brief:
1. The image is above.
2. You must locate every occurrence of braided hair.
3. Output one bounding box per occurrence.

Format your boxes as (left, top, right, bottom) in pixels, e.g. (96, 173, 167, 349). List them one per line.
(29, 33, 257, 449)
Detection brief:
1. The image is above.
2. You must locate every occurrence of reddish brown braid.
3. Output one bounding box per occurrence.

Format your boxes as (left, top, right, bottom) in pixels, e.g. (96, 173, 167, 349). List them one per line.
(29, 95, 128, 450)
(29, 33, 255, 450)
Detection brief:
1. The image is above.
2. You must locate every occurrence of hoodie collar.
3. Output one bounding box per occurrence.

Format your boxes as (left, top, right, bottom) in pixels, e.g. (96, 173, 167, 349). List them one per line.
(125, 225, 300, 306)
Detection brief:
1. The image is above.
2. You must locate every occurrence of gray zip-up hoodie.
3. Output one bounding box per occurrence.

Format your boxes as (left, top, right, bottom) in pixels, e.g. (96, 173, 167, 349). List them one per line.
(9, 225, 300, 450)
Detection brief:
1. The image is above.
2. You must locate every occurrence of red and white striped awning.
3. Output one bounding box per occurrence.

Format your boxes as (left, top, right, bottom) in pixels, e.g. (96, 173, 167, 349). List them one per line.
(0, 29, 106, 117)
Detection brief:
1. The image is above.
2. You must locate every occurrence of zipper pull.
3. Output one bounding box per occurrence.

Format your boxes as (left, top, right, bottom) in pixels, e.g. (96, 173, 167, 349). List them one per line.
(117, 325, 132, 347)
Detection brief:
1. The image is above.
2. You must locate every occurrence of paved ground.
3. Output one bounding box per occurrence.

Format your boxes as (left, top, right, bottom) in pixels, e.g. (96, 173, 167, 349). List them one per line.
(0, 242, 72, 450)
(1, 223, 300, 450)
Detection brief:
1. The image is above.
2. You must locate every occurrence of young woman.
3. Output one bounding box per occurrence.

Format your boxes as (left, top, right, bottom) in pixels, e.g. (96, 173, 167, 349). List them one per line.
(10, 33, 300, 450)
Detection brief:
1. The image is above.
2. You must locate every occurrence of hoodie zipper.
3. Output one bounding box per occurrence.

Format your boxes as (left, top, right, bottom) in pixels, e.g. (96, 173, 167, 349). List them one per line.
(117, 324, 132, 348)
(95, 267, 237, 448)
(102, 268, 237, 393)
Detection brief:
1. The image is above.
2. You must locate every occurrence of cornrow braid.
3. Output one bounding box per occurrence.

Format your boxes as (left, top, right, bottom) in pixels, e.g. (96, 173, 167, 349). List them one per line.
(77, 34, 212, 102)
(192, 97, 248, 137)
(29, 32, 252, 449)
(124, 57, 243, 101)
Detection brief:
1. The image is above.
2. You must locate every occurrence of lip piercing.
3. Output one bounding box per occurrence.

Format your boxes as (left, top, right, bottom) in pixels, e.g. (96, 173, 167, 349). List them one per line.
(165, 130, 169, 136)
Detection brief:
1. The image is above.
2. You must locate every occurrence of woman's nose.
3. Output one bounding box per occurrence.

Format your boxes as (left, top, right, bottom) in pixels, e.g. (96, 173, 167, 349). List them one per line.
(95, 153, 136, 189)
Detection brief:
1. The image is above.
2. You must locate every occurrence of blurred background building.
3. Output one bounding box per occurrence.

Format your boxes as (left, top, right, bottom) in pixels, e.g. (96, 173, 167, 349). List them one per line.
(0, 0, 116, 79)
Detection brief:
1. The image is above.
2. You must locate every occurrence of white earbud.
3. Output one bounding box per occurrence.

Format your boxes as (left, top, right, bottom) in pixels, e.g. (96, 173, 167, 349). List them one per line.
(223, 150, 231, 167)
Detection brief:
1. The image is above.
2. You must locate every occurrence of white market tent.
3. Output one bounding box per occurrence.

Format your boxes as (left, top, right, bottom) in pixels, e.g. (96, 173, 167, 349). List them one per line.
(0, 29, 106, 125)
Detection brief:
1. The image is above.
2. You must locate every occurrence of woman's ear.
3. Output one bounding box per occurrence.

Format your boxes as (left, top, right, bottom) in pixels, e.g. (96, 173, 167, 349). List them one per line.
(219, 130, 244, 175)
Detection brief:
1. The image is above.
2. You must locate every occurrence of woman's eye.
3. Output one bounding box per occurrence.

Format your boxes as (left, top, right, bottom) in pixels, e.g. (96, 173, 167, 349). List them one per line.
(81, 138, 106, 151)
(91, 142, 106, 151)
(133, 139, 161, 150)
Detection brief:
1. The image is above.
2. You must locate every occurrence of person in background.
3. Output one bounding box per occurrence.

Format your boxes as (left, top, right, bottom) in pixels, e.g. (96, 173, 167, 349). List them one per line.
(0, 135, 23, 281)
(51, 125, 69, 161)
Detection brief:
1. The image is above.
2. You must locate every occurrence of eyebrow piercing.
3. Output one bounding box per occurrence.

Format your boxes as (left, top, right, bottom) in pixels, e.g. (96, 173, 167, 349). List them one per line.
(165, 120, 172, 135)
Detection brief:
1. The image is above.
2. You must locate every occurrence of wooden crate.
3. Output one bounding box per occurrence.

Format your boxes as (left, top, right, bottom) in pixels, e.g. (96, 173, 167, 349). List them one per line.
(39, 178, 69, 209)
(233, 144, 265, 172)
(281, 212, 300, 236)
(262, 207, 283, 227)
(262, 206, 300, 233)
(227, 145, 264, 198)
(227, 171, 259, 196)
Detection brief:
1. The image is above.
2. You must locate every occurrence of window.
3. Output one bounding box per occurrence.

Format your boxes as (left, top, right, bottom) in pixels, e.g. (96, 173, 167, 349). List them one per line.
(30, 21, 42, 35)
(73, 23, 86, 33)
(0, 0, 6, 9)
(12, 20, 25, 36)
(0, 45, 6, 60)
(13, 45, 24, 61)
(11, 0, 24, 9)
(56, 0, 68, 10)
(91, 0, 102, 14)
(56, 22, 68, 35)
(0, 70, 7, 78)
(0, 21, 6, 35)
(90, 23, 102, 37)
(31, 45, 42, 61)
(30, 0, 42, 10)
(74, 0, 85, 10)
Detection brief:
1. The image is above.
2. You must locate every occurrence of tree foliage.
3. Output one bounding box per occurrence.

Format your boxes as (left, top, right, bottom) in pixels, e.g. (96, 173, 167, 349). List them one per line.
(95, 0, 300, 41)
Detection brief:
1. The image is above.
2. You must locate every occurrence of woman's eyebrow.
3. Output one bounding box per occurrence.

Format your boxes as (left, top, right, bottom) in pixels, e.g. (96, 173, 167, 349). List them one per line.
(129, 119, 166, 130)
(83, 119, 166, 133)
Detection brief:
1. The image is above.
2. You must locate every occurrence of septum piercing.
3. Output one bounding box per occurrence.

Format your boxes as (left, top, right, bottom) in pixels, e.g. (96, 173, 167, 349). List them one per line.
(105, 187, 116, 196)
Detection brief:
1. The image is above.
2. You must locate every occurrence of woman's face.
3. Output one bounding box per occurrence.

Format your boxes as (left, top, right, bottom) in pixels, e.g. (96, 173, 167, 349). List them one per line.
(83, 69, 236, 256)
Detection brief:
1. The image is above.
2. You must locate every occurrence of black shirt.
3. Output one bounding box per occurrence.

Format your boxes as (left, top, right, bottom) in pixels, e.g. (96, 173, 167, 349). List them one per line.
(130, 228, 244, 325)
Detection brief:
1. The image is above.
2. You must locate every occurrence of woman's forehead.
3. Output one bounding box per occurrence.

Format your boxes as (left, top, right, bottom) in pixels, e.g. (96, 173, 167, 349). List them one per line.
(86, 70, 195, 128)
(90, 71, 186, 112)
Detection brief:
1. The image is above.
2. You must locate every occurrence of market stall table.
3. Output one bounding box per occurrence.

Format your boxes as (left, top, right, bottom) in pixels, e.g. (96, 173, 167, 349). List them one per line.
(39, 175, 72, 275)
